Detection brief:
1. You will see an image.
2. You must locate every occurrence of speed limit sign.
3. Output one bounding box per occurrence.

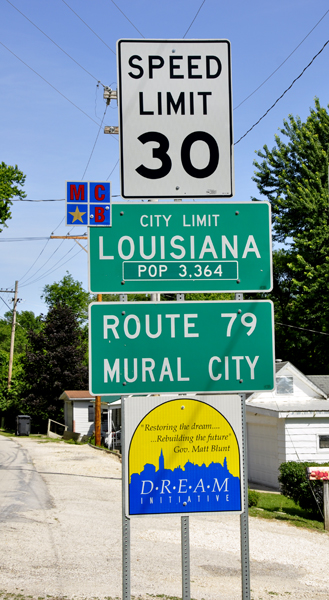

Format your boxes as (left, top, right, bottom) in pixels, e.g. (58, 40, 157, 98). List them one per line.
(117, 39, 234, 199)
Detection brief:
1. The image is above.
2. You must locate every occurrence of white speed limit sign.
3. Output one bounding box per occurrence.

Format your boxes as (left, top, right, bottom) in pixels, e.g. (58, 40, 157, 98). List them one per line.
(117, 39, 234, 199)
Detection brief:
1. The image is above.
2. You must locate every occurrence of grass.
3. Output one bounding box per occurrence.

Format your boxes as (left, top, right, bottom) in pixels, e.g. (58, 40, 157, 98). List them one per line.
(249, 491, 324, 531)
(0, 430, 44, 439)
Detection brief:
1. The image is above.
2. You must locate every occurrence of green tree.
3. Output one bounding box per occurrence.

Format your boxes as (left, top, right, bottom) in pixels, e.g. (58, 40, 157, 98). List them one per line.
(0, 310, 42, 427)
(252, 98, 329, 373)
(0, 310, 42, 354)
(42, 272, 92, 324)
(0, 162, 26, 231)
(21, 303, 88, 431)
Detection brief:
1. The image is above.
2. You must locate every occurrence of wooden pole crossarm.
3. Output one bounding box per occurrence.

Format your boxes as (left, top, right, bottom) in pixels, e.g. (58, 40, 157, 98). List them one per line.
(50, 236, 87, 239)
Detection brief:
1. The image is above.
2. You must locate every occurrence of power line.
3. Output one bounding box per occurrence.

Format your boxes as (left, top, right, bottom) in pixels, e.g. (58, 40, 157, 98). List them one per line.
(276, 322, 329, 336)
(81, 105, 108, 180)
(234, 7, 329, 110)
(106, 159, 119, 181)
(20, 245, 86, 288)
(19, 238, 51, 284)
(19, 244, 77, 287)
(5, 0, 105, 87)
(0, 296, 12, 311)
(0, 237, 50, 242)
(10, 198, 65, 202)
(18, 236, 72, 285)
(0, 41, 100, 126)
(109, 0, 144, 37)
(183, 0, 207, 38)
(235, 38, 329, 145)
(60, 0, 116, 54)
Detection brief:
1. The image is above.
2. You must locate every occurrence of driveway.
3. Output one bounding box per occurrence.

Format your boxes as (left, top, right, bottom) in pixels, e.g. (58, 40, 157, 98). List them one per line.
(0, 435, 328, 600)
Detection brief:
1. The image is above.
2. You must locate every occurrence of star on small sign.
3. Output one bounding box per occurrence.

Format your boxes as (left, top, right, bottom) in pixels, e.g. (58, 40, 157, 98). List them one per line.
(69, 206, 86, 223)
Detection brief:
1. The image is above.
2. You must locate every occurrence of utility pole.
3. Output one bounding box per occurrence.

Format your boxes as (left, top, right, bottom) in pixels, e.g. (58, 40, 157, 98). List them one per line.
(8, 280, 18, 389)
(95, 293, 102, 446)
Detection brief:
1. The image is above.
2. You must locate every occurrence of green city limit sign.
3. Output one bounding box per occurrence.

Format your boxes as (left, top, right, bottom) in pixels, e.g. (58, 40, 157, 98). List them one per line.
(89, 300, 275, 396)
(88, 202, 272, 294)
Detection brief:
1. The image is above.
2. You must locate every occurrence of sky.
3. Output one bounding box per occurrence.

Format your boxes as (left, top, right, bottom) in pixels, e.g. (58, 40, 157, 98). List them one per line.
(1, 0, 328, 317)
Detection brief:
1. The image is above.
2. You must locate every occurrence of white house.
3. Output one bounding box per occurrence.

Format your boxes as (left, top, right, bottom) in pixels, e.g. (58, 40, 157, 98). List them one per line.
(60, 390, 121, 441)
(246, 361, 329, 489)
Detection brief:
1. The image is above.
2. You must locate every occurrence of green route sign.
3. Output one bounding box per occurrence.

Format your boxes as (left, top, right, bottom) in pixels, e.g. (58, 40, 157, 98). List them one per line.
(89, 300, 275, 396)
(88, 202, 272, 294)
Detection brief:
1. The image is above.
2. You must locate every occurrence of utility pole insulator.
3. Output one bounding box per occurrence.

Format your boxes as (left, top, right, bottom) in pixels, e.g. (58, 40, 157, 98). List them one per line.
(104, 125, 119, 134)
(103, 87, 117, 105)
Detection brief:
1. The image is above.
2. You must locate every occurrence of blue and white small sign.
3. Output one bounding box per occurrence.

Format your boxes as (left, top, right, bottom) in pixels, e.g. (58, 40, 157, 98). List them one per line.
(66, 181, 111, 226)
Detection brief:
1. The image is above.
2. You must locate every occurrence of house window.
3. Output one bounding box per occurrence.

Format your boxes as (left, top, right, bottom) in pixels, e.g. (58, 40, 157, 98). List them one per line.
(88, 404, 95, 422)
(276, 376, 293, 394)
(319, 435, 329, 449)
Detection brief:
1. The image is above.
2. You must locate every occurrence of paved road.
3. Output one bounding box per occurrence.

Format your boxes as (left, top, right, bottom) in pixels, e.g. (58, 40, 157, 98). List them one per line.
(0, 436, 52, 521)
(1, 435, 329, 600)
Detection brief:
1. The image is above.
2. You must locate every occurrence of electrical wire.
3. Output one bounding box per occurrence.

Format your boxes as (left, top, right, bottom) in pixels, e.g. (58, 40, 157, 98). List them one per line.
(106, 159, 119, 182)
(109, 0, 144, 37)
(0, 41, 100, 126)
(0, 237, 50, 242)
(235, 38, 329, 145)
(20, 245, 86, 288)
(81, 105, 108, 180)
(19, 244, 77, 288)
(60, 0, 116, 54)
(0, 296, 12, 311)
(234, 7, 329, 110)
(19, 238, 51, 284)
(10, 198, 65, 202)
(183, 0, 207, 38)
(5, 0, 105, 87)
(276, 322, 329, 336)
(18, 235, 72, 285)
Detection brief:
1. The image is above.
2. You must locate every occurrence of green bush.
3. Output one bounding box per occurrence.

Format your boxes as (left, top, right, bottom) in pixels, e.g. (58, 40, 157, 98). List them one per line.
(278, 461, 329, 514)
(248, 489, 260, 507)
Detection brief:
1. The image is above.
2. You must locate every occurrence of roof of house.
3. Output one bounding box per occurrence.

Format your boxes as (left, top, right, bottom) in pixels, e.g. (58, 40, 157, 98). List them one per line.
(246, 361, 329, 416)
(246, 397, 329, 415)
(60, 391, 122, 407)
(60, 390, 95, 401)
(275, 361, 289, 372)
(307, 375, 329, 396)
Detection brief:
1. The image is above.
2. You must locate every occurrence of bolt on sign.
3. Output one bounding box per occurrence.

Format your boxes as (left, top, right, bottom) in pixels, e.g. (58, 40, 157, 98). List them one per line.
(66, 181, 111, 226)
(123, 395, 243, 516)
(89, 201, 272, 293)
(117, 39, 234, 198)
(89, 300, 275, 396)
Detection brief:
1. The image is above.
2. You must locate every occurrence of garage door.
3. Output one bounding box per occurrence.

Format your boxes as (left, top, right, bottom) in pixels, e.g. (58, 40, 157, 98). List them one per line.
(247, 422, 279, 489)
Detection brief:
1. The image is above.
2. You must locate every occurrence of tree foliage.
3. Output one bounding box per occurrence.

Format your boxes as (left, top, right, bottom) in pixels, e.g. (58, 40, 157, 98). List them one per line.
(0, 162, 26, 231)
(42, 272, 92, 323)
(252, 99, 329, 373)
(0, 310, 42, 354)
(21, 304, 88, 430)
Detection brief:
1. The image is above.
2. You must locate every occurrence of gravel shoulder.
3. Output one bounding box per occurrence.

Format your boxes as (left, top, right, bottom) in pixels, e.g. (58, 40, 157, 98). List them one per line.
(0, 436, 329, 600)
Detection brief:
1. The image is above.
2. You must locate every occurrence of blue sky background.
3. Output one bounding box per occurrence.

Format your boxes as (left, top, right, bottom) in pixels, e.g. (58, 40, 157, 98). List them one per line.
(1, 0, 328, 316)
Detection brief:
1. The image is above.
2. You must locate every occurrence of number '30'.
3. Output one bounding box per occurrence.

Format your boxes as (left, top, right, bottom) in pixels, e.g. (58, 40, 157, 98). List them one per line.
(135, 131, 219, 180)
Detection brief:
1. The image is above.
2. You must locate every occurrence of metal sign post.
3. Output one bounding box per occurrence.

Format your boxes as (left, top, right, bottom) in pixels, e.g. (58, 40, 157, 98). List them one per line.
(121, 396, 131, 600)
(240, 393, 250, 600)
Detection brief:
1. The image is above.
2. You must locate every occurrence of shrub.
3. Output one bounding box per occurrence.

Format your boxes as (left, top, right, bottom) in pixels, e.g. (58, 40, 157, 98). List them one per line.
(278, 461, 329, 514)
(248, 489, 260, 507)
